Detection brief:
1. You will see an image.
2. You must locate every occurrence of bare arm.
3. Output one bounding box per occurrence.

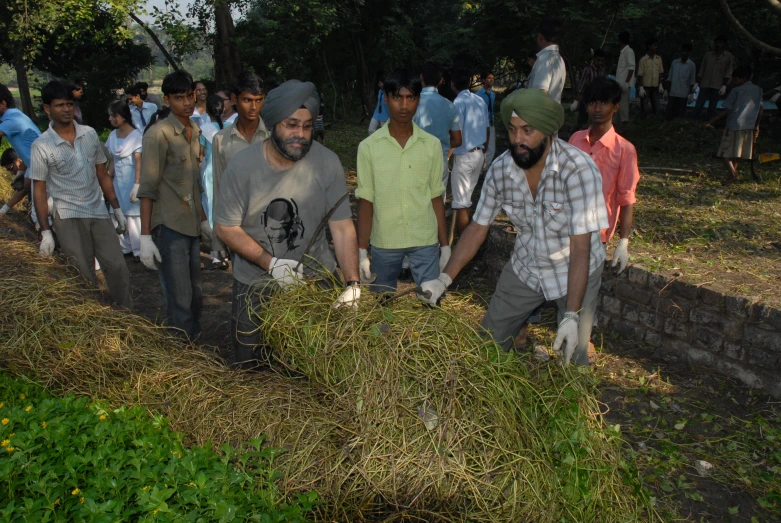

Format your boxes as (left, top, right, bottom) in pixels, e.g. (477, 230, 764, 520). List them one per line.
(329, 217, 359, 282)
(34, 180, 50, 231)
(5, 178, 31, 209)
(449, 130, 462, 149)
(704, 109, 729, 126)
(357, 198, 373, 249)
(442, 222, 490, 279)
(484, 127, 490, 149)
(618, 204, 634, 239)
(96, 163, 120, 209)
(133, 151, 142, 183)
(215, 223, 273, 271)
(432, 197, 448, 246)
(140, 198, 154, 235)
(565, 233, 591, 312)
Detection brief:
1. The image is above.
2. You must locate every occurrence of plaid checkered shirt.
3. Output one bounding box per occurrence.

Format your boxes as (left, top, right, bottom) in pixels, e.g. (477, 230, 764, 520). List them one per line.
(473, 138, 608, 300)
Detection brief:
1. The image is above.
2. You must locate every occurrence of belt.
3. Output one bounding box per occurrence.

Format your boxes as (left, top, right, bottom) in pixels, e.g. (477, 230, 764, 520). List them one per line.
(468, 146, 483, 153)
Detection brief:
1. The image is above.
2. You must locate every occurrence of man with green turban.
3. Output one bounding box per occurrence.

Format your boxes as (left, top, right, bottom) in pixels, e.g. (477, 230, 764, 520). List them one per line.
(421, 88, 609, 366)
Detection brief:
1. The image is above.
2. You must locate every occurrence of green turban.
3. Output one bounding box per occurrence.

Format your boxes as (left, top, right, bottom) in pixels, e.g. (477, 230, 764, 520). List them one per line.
(500, 88, 564, 135)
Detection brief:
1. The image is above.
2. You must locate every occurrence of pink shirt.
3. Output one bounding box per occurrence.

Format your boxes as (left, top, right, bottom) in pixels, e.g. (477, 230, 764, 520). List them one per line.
(569, 127, 640, 243)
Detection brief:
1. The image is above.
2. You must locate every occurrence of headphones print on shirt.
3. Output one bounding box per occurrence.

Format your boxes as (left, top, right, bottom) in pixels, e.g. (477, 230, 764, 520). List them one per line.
(262, 198, 305, 257)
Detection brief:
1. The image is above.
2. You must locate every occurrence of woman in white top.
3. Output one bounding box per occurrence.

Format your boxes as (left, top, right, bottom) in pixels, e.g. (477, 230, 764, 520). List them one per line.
(191, 81, 211, 128)
(106, 100, 143, 260)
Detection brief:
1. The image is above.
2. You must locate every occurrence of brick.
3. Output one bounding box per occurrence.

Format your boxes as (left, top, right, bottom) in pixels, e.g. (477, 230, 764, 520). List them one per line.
(691, 326, 724, 352)
(644, 331, 663, 347)
(690, 306, 723, 327)
(723, 342, 744, 361)
(664, 317, 689, 340)
(722, 318, 745, 342)
(748, 348, 777, 367)
(638, 310, 662, 330)
(627, 266, 648, 286)
(724, 295, 751, 318)
(612, 319, 645, 341)
(686, 347, 715, 366)
(750, 304, 781, 330)
(655, 297, 690, 319)
(602, 295, 622, 315)
(624, 304, 640, 323)
(698, 286, 724, 308)
(671, 279, 699, 300)
(647, 272, 670, 290)
(617, 282, 653, 306)
(713, 359, 764, 390)
(744, 326, 781, 353)
(600, 277, 616, 295)
(596, 312, 612, 329)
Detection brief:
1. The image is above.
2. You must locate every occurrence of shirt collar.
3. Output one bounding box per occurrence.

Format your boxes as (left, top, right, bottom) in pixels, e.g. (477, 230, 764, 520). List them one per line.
(47, 120, 88, 146)
(589, 125, 618, 148)
(166, 112, 198, 137)
(421, 87, 437, 93)
(376, 121, 422, 149)
(507, 137, 561, 189)
(229, 118, 267, 140)
(537, 44, 559, 57)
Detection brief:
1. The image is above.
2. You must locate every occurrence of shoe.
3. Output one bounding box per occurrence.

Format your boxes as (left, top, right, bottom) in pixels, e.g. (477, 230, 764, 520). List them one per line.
(133, 255, 140, 263)
(398, 268, 413, 282)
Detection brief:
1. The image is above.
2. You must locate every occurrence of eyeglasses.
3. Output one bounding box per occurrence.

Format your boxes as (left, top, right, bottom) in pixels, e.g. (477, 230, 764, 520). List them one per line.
(280, 121, 314, 132)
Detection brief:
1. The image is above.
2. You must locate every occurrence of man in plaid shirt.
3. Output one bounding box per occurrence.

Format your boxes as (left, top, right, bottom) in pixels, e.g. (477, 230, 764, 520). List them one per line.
(422, 89, 608, 366)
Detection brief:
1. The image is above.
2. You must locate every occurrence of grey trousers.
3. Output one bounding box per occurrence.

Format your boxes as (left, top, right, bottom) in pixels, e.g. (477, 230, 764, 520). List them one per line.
(480, 262, 603, 365)
(53, 214, 133, 309)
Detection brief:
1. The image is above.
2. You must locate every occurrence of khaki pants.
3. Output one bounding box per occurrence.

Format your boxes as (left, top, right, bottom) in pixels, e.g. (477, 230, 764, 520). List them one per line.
(53, 213, 133, 309)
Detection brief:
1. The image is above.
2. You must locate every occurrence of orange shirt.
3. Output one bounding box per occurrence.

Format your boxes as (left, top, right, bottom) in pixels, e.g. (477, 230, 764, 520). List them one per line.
(568, 127, 640, 243)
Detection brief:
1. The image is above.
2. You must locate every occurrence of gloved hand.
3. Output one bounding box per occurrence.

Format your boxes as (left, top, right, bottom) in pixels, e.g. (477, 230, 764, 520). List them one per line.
(333, 285, 361, 309)
(771, 92, 780, 104)
(693, 83, 699, 93)
(200, 220, 212, 244)
(113, 208, 128, 235)
(216, 249, 228, 260)
(618, 81, 629, 93)
(359, 248, 375, 283)
(47, 196, 55, 217)
(569, 100, 579, 112)
(552, 312, 579, 366)
(612, 238, 629, 274)
(719, 85, 726, 96)
(439, 245, 451, 272)
(638, 86, 646, 98)
(420, 272, 452, 306)
(268, 257, 304, 290)
(0, 204, 9, 215)
(129, 183, 141, 203)
(39, 230, 55, 257)
(658, 84, 664, 94)
(140, 234, 161, 270)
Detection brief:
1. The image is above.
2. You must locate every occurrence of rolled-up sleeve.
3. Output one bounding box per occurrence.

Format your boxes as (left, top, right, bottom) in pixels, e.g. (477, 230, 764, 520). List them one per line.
(615, 144, 640, 206)
(473, 167, 502, 226)
(428, 142, 445, 199)
(354, 142, 374, 203)
(26, 141, 50, 182)
(137, 129, 166, 200)
(565, 155, 608, 236)
(213, 164, 245, 227)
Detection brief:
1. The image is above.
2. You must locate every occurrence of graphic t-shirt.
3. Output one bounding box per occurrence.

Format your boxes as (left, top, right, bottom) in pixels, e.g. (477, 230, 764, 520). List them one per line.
(214, 140, 351, 286)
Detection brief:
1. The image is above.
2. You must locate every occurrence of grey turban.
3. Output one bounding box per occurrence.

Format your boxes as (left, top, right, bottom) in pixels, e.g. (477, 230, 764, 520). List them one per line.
(261, 80, 320, 129)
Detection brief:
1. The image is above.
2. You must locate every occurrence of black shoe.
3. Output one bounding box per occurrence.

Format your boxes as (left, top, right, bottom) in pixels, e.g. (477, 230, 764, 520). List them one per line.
(398, 268, 413, 282)
(133, 255, 140, 263)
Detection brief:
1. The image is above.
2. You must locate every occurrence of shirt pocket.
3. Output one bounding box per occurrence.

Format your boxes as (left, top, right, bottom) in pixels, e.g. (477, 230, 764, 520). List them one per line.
(165, 152, 187, 182)
(542, 200, 569, 234)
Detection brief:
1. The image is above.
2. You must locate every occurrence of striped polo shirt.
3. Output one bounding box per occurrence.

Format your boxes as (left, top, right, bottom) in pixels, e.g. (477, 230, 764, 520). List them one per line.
(27, 121, 109, 219)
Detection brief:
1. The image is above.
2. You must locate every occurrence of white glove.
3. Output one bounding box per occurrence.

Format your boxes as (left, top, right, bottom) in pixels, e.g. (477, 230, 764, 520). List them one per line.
(658, 84, 664, 94)
(420, 272, 452, 306)
(268, 257, 304, 290)
(569, 100, 579, 112)
(333, 285, 361, 309)
(140, 235, 161, 270)
(439, 245, 451, 272)
(113, 208, 128, 235)
(771, 92, 780, 104)
(129, 183, 140, 203)
(216, 249, 228, 260)
(719, 85, 726, 96)
(0, 204, 9, 215)
(47, 196, 55, 217)
(200, 220, 212, 244)
(359, 248, 374, 283)
(612, 238, 629, 274)
(693, 83, 699, 93)
(553, 313, 579, 366)
(39, 230, 55, 257)
(638, 86, 646, 98)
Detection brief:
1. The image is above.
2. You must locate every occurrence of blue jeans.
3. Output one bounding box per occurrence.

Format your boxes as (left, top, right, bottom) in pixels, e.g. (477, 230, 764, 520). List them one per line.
(370, 243, 440, 293)
(693, 87, 719, 121)
(153, 225, 203, 339)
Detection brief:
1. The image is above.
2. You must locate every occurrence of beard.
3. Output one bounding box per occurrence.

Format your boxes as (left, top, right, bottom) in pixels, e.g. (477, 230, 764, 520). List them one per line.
(270, 127, 312, 161)
(510, 137, 548, 169)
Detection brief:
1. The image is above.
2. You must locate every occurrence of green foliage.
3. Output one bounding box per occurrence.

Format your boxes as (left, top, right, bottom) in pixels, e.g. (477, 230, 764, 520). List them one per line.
(0, 374, 318, 522)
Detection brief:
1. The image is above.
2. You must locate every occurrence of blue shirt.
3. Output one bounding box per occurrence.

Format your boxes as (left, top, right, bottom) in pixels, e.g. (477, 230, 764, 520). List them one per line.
(371, 90, 390, 122)
(129, 102, 157, 132)
(452, 90, 489, 155)
(412, 87, 462, 155)
(723, 81, 763, 131)
(475, 87, 496, 125)
(0, 108, 41, 166)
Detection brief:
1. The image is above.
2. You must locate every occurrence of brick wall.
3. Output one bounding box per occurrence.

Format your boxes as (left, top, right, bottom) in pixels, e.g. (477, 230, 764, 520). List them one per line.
(484, 228, 781, 397)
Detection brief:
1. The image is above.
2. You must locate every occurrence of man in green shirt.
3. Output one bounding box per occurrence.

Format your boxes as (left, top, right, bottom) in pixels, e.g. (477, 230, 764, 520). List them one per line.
(356, 68, 450, 294)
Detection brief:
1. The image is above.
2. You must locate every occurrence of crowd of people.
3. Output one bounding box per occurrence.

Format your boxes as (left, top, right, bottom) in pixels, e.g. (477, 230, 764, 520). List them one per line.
(0, 19, 775, 369)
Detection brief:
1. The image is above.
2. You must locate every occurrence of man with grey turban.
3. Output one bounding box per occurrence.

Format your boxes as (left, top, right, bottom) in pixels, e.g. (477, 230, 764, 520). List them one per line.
(214, 79, 361, 369)
(421, 88, 609, 367)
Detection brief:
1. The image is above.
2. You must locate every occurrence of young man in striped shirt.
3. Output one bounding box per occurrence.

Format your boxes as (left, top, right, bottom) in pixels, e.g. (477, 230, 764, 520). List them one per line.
(28, 81, 132, 309)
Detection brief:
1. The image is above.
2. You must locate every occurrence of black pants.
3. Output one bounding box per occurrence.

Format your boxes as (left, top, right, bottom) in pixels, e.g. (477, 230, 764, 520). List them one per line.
(666, 96, 688, 120)
(640, 86, 660, 116)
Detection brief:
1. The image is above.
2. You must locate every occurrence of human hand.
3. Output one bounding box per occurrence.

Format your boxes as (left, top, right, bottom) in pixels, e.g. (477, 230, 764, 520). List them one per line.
(439, 245, 451, 272)
(611, 238, 629, 274)
(0, 204, 9, 216)
(114, 208, 128, 235)
(359, 248, 375, 283)
(719, 85, 726, 96)
(40, 230, 55, 257)
(129, 183, 140, 203)
(268, 257, 304, 289)
(638, 86, 646, 98)
(658, 84, 664, 94)
(140, 235, 161, 270)
(420, 272, 452, 306)
(552, 312, 579, 366)
(333, 285, 361, 309)
(569, 100, 579, 112)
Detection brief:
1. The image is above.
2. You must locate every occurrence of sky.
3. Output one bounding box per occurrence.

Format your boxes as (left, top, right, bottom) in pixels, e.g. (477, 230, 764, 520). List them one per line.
(139, 0, 242, 23)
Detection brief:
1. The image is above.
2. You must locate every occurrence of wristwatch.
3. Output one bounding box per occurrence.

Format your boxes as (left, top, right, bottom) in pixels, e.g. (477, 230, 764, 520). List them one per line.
(345, 280, 360, 287)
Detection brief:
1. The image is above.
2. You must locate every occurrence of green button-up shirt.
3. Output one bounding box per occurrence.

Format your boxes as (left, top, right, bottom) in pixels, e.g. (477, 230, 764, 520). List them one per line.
(355, 122, 444, 249)
(138, 113, 203, 237)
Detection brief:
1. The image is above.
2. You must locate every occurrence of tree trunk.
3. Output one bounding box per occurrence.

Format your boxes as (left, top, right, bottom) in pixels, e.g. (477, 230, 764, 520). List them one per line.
(720, 0, 781, 56)
(129, 12, 182, 70)
(13, 50, 35, 121)
(350, 32, 371, 120)
(214, 0, 241, 90)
